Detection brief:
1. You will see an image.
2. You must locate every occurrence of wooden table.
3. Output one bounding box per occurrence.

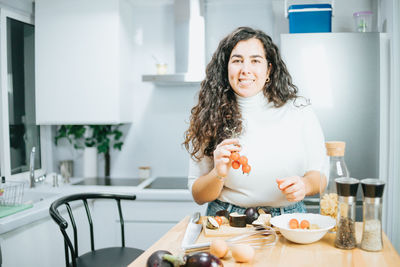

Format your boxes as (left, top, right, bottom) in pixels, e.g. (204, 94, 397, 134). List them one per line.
(128, 216, 400, 267)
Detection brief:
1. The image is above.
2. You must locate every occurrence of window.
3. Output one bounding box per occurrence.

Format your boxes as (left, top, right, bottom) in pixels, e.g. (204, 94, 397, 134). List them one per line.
(0, 10, 46, 180)
(7, 17, 41, 175)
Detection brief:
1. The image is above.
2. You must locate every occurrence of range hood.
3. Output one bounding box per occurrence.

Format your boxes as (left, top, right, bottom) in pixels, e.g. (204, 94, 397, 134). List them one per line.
(142, 0, 205, 85)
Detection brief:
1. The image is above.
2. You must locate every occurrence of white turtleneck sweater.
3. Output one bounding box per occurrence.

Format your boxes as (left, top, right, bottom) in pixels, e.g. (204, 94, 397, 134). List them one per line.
(188, 91, 326, 208)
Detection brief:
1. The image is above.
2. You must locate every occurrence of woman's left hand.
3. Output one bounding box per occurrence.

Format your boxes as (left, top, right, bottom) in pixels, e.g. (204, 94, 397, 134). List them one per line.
(276, 176, 306, 202)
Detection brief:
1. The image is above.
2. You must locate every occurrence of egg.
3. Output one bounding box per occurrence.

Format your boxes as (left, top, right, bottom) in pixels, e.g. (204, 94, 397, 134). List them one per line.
(209, 239, 228, 258)
(231, 244, 255, 263)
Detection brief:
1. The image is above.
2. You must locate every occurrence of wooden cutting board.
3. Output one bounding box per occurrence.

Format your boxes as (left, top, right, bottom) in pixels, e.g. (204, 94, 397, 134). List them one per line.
(201, 216, 255, 237)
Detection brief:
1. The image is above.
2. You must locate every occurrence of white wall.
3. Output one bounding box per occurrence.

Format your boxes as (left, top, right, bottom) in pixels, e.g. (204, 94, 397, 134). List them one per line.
(204, 0, 275, 62)
(51, 1, 198, 178)
(377, 0, 400, 254)
(112, 2, 196, 178)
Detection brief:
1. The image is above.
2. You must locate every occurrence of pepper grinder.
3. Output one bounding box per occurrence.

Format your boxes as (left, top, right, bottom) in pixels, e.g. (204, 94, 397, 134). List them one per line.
(334, 177, 359, 249)
(360, 178, 385, 251)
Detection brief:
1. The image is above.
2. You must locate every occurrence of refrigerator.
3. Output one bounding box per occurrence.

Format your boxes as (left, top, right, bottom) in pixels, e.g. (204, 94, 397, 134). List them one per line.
(280, 32, 389, 180)
(280, 33, 389, 219)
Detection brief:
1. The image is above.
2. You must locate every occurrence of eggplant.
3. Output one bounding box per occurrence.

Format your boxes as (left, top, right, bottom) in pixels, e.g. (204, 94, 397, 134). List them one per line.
(164, 252, 223, 267)
(244, 207, 259, 224)
(147, 250, 173, 267)
(185, 252, 223, 267)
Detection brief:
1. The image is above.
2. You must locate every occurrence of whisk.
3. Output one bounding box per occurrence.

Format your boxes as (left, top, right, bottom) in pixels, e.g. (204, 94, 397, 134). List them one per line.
(182, 226, 277, 253)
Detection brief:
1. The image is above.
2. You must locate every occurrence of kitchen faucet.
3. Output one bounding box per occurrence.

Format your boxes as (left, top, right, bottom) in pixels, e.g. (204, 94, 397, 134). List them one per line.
(29, 147, 36, 188)
(29, 147, 46, 188)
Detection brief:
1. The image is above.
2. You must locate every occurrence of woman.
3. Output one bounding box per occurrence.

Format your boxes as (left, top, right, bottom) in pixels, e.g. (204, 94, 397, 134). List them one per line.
(183, 27, 326, 216)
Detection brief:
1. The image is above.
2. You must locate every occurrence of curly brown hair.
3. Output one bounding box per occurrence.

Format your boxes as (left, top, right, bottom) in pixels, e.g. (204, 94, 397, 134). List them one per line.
(183, 27, 299, 160)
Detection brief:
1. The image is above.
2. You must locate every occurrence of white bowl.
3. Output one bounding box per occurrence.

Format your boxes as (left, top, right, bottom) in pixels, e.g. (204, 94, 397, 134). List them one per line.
(270, 213, 336, 244)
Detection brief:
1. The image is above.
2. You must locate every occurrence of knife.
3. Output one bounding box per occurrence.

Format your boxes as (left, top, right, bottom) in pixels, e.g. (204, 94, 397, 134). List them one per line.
(181, 212, 203, 251)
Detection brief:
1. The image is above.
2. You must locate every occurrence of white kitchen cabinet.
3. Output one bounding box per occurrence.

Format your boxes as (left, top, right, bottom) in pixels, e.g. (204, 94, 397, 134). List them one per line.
(0, 217, 63, 267)
(0, 204, 90, 267)
(92, 199, 207, 250)
(35, 0, 134, 124)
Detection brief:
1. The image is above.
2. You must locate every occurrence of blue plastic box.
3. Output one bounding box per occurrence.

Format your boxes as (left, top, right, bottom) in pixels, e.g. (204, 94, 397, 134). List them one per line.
(288, 4, 332, 33)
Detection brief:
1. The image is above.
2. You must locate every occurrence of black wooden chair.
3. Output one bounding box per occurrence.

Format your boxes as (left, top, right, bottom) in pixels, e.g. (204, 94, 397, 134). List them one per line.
(49, 193, 144, 267)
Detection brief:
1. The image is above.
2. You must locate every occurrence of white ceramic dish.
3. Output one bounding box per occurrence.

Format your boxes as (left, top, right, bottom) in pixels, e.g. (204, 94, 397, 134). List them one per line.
(270, 213, 336, 244)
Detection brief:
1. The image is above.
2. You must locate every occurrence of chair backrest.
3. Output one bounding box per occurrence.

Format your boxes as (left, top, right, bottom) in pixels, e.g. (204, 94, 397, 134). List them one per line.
(49, 192, 136, 267)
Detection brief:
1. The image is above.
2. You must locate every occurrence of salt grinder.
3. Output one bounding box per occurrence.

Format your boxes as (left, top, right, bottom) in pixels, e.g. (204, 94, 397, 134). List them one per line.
(360, 179, 385, 251)
(334, 177, 359, 249)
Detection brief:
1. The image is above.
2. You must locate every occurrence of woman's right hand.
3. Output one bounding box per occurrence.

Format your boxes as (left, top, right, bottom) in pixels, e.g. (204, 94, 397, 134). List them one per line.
(213, 138, 241, 178)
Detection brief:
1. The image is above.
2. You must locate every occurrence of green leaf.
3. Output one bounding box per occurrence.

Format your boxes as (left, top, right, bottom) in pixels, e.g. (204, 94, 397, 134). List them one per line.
(113, 130, 123, 140)
(113, 142, 123, 150)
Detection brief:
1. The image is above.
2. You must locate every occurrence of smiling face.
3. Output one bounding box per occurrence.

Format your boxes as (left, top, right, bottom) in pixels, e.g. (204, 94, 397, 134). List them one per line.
(228, 38, 271, 98)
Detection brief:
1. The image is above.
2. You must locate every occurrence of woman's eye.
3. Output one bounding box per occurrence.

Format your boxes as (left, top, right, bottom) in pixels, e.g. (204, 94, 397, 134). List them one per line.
(232, 59, 241, 63)
(252, 59, 261, 64)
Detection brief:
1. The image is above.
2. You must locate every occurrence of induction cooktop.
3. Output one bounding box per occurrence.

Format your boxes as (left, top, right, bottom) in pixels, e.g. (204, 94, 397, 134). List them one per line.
(72, 177, 188, 189)
(144, 177, 188, 190)
(73, 177, 143, 186)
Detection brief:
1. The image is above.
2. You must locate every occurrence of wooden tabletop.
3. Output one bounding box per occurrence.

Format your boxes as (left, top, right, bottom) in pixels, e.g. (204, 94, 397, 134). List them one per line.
(128, 216, 400, 267)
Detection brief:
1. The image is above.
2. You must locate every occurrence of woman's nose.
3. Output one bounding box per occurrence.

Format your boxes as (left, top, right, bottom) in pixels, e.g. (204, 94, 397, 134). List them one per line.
(240, 62, 251, 75)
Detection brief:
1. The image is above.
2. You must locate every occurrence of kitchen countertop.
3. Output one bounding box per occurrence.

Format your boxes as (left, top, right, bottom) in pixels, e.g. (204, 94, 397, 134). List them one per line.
(0, 177, 194, 234)
(0, 176, 363, 236)
(128, 217, 400, 267)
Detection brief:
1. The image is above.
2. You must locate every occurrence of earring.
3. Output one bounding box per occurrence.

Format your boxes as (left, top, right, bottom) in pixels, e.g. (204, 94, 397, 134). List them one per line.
(266, 77, 270, 83)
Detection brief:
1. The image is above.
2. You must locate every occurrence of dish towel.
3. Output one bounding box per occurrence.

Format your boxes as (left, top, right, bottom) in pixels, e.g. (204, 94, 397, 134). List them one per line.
(0, 204, 33, 218)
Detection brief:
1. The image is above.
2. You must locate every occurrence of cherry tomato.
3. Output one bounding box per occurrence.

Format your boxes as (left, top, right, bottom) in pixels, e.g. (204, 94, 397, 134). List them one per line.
(300, 220, 310, 229)
(289, 218, 299, 229)
(232, 161, 241, 169)
(238, 155, 248, 165)
(214, 216, 223, 226)
(242, 164, 251, 174)
(230, 152, 240, 161)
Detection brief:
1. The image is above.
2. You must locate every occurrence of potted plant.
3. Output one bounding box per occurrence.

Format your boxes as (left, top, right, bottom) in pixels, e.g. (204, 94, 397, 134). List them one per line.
(55, 125, 124, 177)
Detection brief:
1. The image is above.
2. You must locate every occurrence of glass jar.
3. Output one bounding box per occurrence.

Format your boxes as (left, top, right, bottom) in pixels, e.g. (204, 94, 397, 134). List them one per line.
(320, 141, 349, 232)
(334, 177, 359, 250)
(138, 166, 151, 180)
(353, 11, 373, 32)
(360, 179, 385, 251)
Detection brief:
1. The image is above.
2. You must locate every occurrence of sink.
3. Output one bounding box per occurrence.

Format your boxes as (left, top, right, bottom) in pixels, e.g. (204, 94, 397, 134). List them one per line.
(22, 191, 59, 204)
